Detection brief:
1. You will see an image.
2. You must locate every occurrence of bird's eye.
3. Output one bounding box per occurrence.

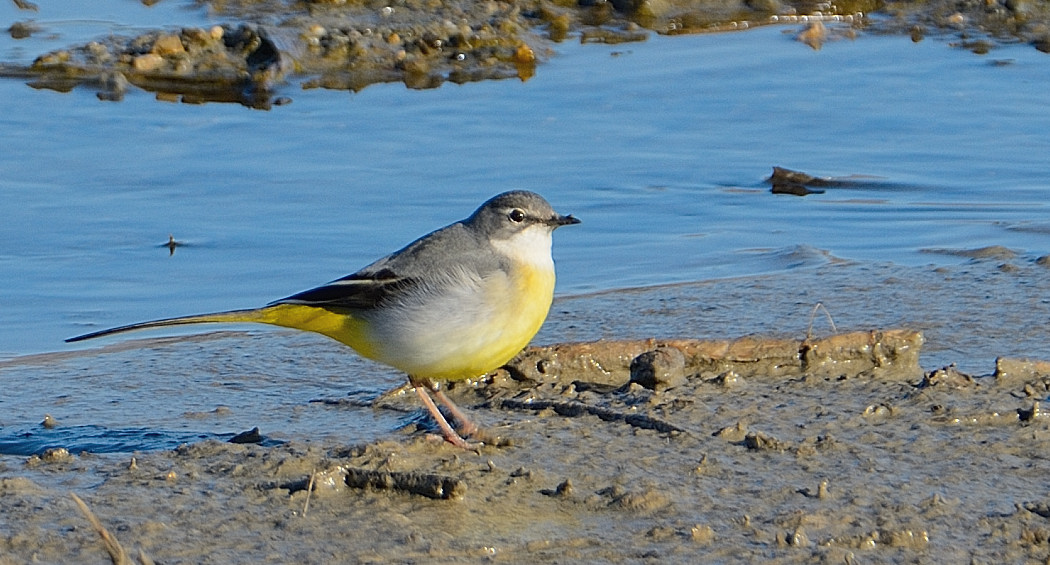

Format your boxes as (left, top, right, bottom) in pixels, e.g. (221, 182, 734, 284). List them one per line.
(508, 209, 526, 223)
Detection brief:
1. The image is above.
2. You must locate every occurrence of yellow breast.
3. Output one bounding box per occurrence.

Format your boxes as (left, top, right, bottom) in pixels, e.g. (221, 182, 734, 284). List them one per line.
(374, 261, 555, 381)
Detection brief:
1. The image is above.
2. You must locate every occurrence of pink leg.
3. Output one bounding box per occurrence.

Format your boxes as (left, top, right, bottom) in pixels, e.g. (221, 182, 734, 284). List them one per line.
(433, 389, 479, 437)
(413, 385, 480, 450)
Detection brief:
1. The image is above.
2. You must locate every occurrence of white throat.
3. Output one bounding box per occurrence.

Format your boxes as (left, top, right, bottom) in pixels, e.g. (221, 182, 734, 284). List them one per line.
(490, 226, 555, 269)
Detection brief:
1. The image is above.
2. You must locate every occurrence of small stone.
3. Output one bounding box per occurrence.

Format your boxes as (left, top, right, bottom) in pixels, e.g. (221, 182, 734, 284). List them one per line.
(1018, 401, 1045, 422)
(41, 447, 71, 463)
(229, 427, 262, 444)
(84, 41, 111, 64)
(630, 347, 687, 392)
(714, 421, 748, 442)
(862, 403, 892, 418)
(8, 20, 37, 39)
(152, 34, 185, 55)
(920, 364, 974, 388)
(554, 479, 573, 496)
(209, 25, 224, 41)
(790, 527, 810, 547)
(41, 414, 57, 429)
(132, 53, 165, 72)
(645, 526, 676, 541)
(691, 524, 715, 544)
(716, 371, 741, 388)
(514, 43, 535, 64)
(744, 431, 788, 451)
(180, 27, 212, 48)
(540, 478, 571, 496)
(33, 50, 70, 66)
(401, 55, 429, 75)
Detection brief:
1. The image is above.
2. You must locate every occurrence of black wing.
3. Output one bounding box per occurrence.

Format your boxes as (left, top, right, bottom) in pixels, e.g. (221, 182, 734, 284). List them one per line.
(271, 268, 418, 311)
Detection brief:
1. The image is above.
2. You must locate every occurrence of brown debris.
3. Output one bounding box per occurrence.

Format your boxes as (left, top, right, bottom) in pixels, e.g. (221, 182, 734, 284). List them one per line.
(343, 467, 467, 500)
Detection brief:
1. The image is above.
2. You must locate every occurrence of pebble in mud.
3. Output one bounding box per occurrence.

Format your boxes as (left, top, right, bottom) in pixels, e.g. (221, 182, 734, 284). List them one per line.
(775, 526, 810, 547)
(132, 53, 164, 72)
(27, 447, 72, 465)
(920, 364, 975, 388)
(629, 346, 687, 392)
(714, 420, 749, 442)
(690, 524, 716, 544)
(798, 478, 830, 499)
(1017, 401, 1047, 422)
(715, 370, 743, 388)
(743, 431, 790, 452)
(594, 484, 672, 511)
(151, 34, 185, 56)
(541, 478, 573, 497)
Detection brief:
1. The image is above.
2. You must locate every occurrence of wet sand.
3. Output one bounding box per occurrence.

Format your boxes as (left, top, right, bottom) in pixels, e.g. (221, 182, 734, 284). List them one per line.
(4, 258, 1050, 563)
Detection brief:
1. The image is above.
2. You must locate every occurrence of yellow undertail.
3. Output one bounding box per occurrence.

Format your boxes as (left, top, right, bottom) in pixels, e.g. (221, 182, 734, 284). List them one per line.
(66, 304, 380, 360)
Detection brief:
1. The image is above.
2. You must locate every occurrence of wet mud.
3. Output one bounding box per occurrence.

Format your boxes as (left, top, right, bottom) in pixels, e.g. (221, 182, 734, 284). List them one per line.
(5, 258, 1050, 563)
(4, 0, 1050, 106)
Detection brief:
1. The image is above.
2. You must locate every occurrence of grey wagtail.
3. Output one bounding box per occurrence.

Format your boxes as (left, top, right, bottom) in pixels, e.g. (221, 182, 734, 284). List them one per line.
(67, 190, 579, 448)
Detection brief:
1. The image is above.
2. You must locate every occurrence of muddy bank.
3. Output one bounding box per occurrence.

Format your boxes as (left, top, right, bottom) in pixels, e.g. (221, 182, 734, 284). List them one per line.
(5, 258, 1050, 562)
(4, 0, 1049, 106)
(4, 328, 1050, 563)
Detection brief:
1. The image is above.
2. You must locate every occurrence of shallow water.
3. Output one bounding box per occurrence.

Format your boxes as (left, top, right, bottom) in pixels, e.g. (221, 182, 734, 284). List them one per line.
(2, 3, 1050, 454)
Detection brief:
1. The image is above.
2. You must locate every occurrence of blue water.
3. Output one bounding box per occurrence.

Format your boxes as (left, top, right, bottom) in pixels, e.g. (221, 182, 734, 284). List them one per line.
(3, 21, 1048, 358)
(2, 2, 1050, 452)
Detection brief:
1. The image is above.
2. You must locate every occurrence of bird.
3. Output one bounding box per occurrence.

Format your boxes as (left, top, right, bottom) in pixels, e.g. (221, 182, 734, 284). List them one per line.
(67, 190, 580, 449)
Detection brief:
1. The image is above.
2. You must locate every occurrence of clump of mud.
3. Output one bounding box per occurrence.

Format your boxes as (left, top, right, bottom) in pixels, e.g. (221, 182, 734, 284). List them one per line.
(3, 0, 1049, 106)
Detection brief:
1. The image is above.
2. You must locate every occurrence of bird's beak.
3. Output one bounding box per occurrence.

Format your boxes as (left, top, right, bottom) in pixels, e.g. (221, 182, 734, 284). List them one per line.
(550, 214, 581, 227)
